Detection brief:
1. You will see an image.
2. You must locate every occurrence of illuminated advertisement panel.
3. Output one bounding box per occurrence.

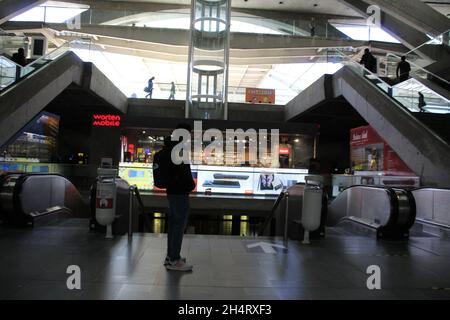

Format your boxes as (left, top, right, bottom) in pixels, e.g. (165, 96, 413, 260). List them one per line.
(118, 163, 308, 194)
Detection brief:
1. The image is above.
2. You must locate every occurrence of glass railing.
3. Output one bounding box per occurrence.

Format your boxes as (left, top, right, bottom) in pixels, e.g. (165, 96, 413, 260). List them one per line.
(402, 29, 450, 66)
(0, 39, 92, 93)
(384, 52, 450, 84)
(336, 50, 450, 115)
(8, 4, 352, 40)
(82, 8, 346, 38)
(125, 51, 347, 104)
(0, 55, 20, 89)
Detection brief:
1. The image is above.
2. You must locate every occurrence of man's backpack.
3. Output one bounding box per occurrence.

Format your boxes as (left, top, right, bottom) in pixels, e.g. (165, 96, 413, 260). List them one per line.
(153, 148, 171, 189)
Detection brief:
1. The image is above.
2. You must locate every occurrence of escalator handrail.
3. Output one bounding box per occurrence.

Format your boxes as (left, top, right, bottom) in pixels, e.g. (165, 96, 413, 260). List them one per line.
(0, 50, 74, 94)
(0, 54, 23, 68)
(386, 52, 450, 88)
(258, 190, 286, 236)
(405, 28, 450, 57)
(341, 62, 450, 147)
(411, 187, 450, 192)
(132, 186, 154, 232)
(0, 38, 91, 94)
(333, 185, 415, 231)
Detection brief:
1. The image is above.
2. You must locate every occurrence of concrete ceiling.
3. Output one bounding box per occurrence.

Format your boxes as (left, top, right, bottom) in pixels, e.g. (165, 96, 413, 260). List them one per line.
(93, 0, 363, 17)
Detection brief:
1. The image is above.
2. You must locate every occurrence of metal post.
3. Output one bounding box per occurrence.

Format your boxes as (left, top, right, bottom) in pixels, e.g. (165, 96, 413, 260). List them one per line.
(128, 185, 134, 242)
(283, 192, 289, 247)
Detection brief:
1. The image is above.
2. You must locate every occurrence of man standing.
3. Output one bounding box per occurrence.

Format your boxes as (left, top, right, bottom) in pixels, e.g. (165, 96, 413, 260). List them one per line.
(360, 48, 377, 73)
(164, 123, 196, 271)
(396, 56, 411, 83)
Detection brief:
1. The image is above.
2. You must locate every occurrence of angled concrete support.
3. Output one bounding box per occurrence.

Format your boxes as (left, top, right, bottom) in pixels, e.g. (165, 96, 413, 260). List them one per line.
(0, 51, 127, 148)
(0, 0, 45, 25)
(286, 66, 450, 187)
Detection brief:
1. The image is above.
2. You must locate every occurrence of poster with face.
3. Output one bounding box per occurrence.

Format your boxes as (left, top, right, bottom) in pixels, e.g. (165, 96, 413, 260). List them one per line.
(259, 173, 274, 190)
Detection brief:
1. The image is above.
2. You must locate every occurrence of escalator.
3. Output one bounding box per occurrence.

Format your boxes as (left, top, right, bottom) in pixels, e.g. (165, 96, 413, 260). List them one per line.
(0, 39, 127, 149)
(0, 172, 89, 227)
(287, 57, 450, 187)
(328, 186, 416, 239)
(258, 184, 416, 240)
(410, 187, 450, 237)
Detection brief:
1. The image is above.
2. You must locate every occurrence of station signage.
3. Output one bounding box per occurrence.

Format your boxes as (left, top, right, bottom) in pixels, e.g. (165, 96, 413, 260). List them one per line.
(92, 114, 121, 127)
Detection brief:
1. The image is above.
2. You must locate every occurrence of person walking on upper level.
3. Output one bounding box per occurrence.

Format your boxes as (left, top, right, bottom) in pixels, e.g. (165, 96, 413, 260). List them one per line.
(360, 48, 377, 74)
(418, 92, 427, 112)
(396, 56, 411, 83)
(309, 17, 317, 37)
(145, 76, 155, 99)
(169, 82, 176, 100)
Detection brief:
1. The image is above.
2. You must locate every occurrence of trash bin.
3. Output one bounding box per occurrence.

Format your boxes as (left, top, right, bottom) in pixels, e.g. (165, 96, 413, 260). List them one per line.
(95, 168, 118, 239)
(301, 176, 324, 244)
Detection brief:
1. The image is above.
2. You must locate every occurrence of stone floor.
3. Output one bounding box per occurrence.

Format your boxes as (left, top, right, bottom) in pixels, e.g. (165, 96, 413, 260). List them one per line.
(1, 218, 450, 300)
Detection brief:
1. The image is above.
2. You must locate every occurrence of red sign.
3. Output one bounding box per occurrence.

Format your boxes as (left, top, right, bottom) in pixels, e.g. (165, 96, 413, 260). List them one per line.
(245, 88, 276, 104)
(279, 148, 290, 155)
(350, 126, 381, 147)
(350, 125, 413, 175)
(96, 197, 113, 209)
(93, 114, 121, 127)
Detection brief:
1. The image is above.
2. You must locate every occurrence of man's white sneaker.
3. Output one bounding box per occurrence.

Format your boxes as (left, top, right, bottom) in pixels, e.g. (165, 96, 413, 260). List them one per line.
(164, 256, 186, 266)
(165, 259, 193, 272)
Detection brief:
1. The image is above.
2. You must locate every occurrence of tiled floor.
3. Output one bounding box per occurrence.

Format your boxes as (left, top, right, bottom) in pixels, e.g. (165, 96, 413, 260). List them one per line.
(1, 218, 450, 300)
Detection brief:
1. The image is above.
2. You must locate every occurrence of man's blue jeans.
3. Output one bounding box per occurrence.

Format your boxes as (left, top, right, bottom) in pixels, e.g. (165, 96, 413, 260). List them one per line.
(167, 194, 190, 262)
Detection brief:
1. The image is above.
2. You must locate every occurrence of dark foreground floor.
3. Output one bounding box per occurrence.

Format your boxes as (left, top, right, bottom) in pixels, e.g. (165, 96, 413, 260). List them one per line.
(0, 218, 450, 300)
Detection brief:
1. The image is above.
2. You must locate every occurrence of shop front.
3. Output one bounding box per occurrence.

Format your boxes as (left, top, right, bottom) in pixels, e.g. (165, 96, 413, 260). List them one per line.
(118, 127, 315, 195)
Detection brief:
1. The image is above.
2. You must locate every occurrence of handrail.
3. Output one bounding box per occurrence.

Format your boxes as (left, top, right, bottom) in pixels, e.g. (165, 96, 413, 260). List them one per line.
(132, 185, 153, 233)
(0, 54, 22, 68)
(0, 50, 74, 94)
(0, 39, 92, 93)
(405, 28, 450, 57)
(385, 52, 450, 87)
(335, 49, 450, 114)
(258, 189, 286, 236)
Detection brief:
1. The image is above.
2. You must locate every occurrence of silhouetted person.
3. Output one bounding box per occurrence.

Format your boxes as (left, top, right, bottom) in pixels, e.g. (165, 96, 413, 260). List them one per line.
(396, 56, 411, 82)
(360, 48, 377, 73)
(145, 76, 154, 99)
(11, 48, 26, 81)
(418, 92, 426, 112)
(164, 123, 196, 271)
(12, 48, 27, 67)
(309, 17, 317, 37)
(309, 157, 321, 174)
(169, 82, 176, 100)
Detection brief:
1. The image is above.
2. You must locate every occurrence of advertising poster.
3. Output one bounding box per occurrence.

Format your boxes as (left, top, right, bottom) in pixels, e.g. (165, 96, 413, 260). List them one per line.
(350, 125, 413, 175)
(118, 163, 307, 195)
(245, 88, 276, 104)
(1, 111, 60, 163)
(118, 163, 154, 191)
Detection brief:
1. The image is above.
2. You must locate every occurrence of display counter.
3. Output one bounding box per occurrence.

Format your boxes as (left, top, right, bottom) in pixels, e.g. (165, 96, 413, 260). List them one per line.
(332, 173, 420, 198)
(119, 162, 309, 195)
